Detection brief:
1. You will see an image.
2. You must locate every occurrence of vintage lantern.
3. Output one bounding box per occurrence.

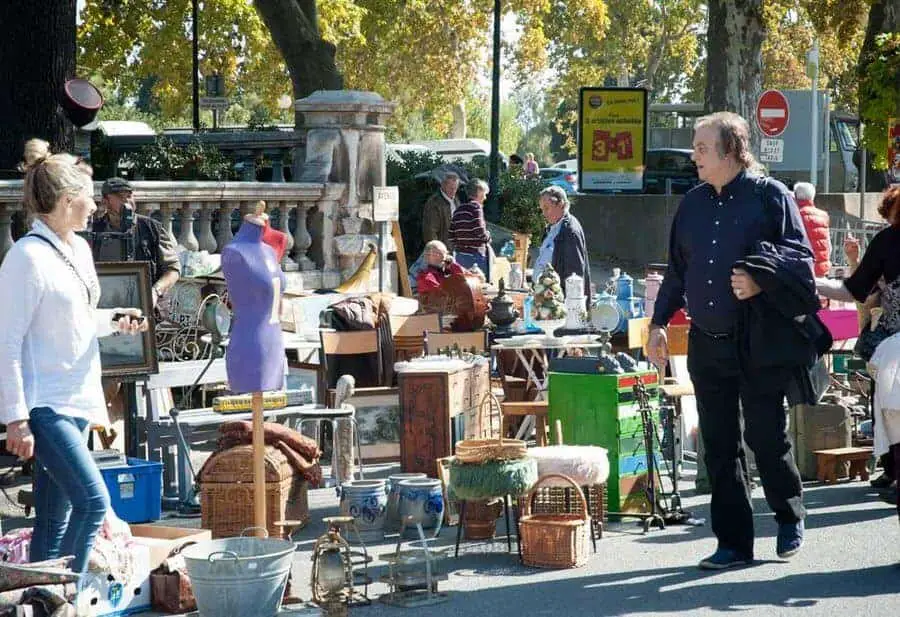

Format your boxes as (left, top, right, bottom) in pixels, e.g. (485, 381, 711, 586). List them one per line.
(311, 517, 354, 617)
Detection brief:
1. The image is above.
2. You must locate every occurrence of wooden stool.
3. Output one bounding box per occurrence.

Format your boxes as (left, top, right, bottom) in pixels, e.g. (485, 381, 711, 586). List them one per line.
(814, 447, 873, 484)
(501, 401, 549, 446)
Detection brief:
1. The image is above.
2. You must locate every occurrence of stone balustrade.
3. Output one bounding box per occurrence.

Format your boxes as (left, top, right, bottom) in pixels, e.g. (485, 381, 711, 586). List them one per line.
(0, 179, 349, 291)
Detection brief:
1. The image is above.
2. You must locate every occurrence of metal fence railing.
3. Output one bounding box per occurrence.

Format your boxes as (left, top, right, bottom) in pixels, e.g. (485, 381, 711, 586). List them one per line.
(829, 219, 886, 269)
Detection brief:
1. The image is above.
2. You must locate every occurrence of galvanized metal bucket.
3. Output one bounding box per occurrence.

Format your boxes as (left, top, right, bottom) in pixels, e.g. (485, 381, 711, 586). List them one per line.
(181, 528, 295, 617)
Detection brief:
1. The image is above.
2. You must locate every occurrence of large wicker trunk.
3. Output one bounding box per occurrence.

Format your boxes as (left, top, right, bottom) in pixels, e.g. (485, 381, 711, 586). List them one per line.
(200, 445, 308, 539)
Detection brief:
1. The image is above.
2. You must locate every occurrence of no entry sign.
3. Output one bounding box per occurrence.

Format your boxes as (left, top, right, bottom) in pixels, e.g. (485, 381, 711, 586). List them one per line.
(756, 90, 790, 137)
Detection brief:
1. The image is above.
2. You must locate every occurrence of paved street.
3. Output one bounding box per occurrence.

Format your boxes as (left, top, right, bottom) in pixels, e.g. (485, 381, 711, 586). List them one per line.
(1, 458, 898, 616)
(123, 460, 900, 617)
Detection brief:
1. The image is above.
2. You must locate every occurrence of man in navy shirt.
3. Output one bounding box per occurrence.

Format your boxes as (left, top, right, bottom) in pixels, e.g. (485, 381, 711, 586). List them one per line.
(648, 112, 811, 570)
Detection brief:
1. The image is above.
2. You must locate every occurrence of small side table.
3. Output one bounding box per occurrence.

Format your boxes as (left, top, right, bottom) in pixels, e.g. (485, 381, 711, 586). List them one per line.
(814, 447, 874, 484)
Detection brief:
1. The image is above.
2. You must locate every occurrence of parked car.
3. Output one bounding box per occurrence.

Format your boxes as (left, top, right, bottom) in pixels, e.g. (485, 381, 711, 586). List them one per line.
(552, 159, 577, 171)
(539, 167, 578, 194)
(644, 148, 699, 194)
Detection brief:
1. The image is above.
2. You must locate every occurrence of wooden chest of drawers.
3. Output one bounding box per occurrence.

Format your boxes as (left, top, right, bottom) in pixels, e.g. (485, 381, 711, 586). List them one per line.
(398, 362, 492, 476)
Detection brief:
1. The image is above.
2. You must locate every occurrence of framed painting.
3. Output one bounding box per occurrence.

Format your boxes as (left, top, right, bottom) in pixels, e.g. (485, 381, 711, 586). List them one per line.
(330, 387, 400, 463)
(96, 261, 159, 379)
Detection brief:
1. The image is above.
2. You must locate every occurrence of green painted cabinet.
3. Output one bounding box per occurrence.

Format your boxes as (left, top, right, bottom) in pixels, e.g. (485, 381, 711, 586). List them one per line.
(548, 370, 660, 513)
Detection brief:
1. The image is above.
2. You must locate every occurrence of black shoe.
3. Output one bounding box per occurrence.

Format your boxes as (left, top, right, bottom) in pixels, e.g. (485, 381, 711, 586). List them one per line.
(698, 548, 754, 570)
(776, 521, 804, 559)
(870, 474, 895, 489)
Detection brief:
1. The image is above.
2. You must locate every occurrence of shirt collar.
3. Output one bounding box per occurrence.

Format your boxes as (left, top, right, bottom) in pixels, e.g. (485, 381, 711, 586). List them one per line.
(440, 190, 455, 204)
(546, 214, 567, 234)
(709, 169, 748, 199)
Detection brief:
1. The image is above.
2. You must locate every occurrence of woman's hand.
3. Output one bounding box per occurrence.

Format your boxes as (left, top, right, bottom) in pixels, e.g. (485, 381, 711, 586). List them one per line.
(843, 234, 860, 265)
(112, 308, 149, 334)
(6, 420, 34, 460)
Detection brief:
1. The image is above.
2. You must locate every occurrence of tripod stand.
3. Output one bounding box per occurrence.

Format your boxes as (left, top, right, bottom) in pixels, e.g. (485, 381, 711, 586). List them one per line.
(633, 379, 666, 533)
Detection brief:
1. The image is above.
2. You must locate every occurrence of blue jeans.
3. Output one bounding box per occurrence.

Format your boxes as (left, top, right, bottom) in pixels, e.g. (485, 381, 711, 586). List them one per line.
(455, 250, 487, 275)
(28, 407, 110, 573)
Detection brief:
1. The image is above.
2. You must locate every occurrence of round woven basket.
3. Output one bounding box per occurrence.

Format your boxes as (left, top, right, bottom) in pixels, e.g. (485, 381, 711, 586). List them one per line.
(448, 456, 538, 501)
(455, 393, 527, 464)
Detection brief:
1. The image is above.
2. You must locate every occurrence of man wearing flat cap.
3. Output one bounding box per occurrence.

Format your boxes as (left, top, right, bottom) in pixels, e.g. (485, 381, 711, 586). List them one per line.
(94, 177, 181, 306)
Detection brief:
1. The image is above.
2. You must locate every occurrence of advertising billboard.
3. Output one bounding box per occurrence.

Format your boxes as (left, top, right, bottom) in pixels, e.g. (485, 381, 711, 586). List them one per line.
(578, 87, 648, 193)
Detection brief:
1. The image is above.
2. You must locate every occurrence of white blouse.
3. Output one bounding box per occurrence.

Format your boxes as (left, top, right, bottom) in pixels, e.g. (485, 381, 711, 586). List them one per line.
(0, 220, 117, 425)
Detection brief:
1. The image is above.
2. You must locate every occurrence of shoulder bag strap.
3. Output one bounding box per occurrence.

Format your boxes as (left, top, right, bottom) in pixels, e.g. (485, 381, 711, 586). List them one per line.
(26, 233, 94, 306)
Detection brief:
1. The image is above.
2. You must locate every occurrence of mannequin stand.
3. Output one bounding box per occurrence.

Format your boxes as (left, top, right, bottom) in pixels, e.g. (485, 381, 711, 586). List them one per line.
(252, 391, 267, 536)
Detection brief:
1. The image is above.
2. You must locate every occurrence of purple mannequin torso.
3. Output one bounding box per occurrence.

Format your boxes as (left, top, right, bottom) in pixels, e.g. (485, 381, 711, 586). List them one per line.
(221, 221, 286, 393)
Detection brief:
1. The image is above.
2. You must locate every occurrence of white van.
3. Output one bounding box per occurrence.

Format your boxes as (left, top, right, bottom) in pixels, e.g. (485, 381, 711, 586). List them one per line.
(411, 138, 506, 165)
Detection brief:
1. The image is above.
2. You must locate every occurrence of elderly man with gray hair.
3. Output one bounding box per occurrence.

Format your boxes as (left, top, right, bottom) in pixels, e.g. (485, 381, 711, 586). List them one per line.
(533, 185, 591, 306)
(422, 171, 461, 248)
(450, 178, 492, 273)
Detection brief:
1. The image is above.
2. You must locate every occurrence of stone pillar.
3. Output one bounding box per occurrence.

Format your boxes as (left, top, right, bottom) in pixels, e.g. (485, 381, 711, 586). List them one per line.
(0, 203, 18, 265)
(197, 203, 218, 253)
(177, 203, 199, 251)
(294, 91, 397, 292)
(159, 204, 176, 239)
(268, 149, 287, 183)
(216, 201, 237, 251)
(277, 201, 298, 271)
(292, 203, 315, 271)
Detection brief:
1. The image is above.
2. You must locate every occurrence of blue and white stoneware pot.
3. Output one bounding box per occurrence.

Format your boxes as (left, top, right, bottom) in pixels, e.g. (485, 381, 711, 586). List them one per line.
(385, 473, 427, 531)
(339, 479, 388, 543)
(397, 478, 444, 538)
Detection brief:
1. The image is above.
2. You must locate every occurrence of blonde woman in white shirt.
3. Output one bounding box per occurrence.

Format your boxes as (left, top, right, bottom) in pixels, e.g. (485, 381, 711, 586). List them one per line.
(0, 139, 146, 574)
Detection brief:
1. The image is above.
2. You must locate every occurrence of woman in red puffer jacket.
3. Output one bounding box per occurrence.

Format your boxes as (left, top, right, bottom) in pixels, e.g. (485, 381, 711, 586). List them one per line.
(793, 182, 831, 277)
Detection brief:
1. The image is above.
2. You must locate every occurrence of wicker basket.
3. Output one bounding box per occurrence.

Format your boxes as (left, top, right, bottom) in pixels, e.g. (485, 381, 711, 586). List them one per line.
(530, 483, 606, 538)
(200, 445, 308, 539)
(519, 474, 591, 569)
(455, 393, 527, 464)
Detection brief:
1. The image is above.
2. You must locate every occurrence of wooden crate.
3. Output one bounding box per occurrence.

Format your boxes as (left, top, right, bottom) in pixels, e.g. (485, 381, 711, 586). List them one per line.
(200, 445, 308, 539)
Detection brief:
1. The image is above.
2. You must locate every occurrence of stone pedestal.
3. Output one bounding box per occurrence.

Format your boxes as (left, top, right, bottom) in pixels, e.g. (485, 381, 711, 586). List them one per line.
(294, 90, 397, 293)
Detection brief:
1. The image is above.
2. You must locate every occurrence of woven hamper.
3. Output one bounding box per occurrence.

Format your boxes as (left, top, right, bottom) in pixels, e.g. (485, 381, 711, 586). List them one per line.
(200, 445, 308, 539)
(529, 483, 606, 538)
(519, 474, 592, 569)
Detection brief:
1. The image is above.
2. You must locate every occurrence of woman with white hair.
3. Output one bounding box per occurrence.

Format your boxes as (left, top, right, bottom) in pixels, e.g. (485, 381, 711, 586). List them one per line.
(533, 185, 591, 306)
(793, 181, 831, 277)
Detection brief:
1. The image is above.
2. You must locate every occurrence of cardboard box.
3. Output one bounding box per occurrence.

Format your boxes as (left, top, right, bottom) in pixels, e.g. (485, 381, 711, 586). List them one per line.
(129, 524, 212, 571)
(81, 543, 151, 617)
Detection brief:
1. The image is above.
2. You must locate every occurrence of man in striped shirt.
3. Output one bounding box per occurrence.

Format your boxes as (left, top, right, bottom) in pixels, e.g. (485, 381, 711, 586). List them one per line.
(450, 178, 491, 274)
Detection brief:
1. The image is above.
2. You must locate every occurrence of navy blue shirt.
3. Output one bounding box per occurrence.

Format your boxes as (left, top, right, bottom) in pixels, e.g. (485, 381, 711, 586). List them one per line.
(651, 170, 812, 334)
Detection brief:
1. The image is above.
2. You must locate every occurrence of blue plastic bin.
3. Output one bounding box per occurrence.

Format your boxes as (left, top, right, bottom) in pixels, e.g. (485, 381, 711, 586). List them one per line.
(100, 457, 163, 523)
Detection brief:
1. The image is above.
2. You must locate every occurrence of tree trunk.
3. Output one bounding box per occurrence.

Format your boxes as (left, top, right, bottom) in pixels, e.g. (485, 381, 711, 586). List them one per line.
(0, 1, 76, 178)
(704, 0, 765, 130)
(253, 0, 343, 127)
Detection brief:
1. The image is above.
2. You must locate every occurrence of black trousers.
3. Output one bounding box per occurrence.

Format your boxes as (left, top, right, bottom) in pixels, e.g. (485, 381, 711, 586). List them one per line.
(687, 327, 805, 557)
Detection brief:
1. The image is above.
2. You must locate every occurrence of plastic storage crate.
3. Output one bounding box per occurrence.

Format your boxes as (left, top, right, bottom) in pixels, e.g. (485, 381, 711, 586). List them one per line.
(100, 458, 163, 523)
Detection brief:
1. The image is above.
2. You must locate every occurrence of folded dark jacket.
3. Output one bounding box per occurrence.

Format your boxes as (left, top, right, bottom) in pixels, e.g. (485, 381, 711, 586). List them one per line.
(733, 242, 832, 405)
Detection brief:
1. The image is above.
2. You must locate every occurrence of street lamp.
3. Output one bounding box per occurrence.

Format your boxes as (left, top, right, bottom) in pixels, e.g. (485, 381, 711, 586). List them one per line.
(192, 0, 200, 132)
(486, 0, 502, 223)
(806, 40, 820, 187)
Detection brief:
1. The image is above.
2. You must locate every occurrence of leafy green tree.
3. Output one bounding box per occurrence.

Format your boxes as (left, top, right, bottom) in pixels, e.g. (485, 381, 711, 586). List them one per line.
(858, 0, 900, 169)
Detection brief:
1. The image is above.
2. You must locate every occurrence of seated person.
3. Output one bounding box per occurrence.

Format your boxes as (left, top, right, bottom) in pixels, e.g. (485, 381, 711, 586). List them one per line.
(416, 240, 465, 295)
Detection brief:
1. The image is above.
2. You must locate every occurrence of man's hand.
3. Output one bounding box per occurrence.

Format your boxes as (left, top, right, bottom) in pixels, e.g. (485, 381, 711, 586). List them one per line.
(112, 308, 150, 334)
(647, 325, 669, 369)
(731, 268, 761, 300)
(6, 420, 34, 460)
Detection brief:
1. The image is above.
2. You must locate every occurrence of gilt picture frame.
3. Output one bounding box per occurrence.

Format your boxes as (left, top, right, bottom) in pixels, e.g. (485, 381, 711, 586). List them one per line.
(96, 261, 159, 379)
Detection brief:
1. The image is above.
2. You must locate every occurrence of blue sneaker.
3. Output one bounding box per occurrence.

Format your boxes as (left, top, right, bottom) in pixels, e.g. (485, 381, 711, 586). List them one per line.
(698, 548, 754, 570)
(776, 520, 804, 558)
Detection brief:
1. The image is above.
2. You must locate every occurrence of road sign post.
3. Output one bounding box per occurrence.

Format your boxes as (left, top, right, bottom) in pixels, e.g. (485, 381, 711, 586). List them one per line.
(756, 90, 790, 138)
